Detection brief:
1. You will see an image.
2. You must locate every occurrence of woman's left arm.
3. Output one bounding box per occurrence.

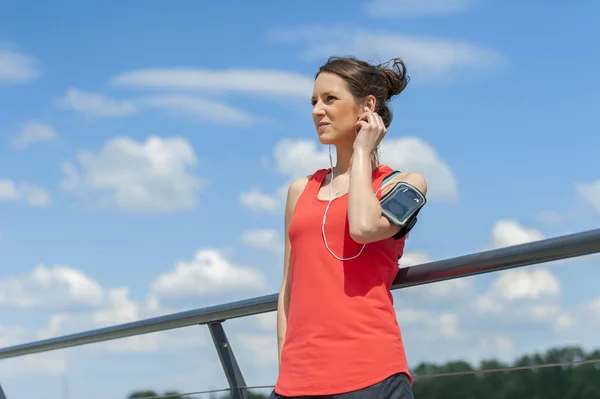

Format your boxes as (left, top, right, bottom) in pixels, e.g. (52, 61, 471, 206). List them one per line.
(348, 109, 427, 244)
(348, 150, 427, 244)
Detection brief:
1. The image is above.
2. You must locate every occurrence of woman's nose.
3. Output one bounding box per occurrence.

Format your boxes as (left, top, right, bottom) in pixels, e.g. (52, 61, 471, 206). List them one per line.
(312, 103, 325, 117)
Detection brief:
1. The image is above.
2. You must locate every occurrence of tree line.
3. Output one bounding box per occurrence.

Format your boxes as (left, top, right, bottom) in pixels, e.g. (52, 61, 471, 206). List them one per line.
(127, 345, 600, 399)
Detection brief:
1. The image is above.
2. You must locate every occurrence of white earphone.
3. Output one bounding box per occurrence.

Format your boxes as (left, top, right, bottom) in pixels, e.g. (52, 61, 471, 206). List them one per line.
(322, 144, 366, 260)
(321, 105, 392, 260)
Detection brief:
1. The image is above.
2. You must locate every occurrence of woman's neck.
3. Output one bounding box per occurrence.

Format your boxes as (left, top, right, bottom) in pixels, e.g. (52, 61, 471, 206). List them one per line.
(332, 145, 378, 176)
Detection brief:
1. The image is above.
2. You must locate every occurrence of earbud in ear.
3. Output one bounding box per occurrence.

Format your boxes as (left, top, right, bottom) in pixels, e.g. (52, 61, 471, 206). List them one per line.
(364, 106, 369, 112)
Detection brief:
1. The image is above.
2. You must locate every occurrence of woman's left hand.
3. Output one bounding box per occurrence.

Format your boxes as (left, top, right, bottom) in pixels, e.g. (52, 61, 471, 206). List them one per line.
(354, 109, 386, 154)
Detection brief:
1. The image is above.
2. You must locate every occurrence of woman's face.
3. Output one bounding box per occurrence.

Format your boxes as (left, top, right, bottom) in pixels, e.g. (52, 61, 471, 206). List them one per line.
(311, 72, 361, 146)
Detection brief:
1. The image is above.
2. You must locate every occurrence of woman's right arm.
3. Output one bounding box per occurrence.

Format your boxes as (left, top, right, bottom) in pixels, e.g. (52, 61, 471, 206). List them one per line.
(277, 176, 308, 368)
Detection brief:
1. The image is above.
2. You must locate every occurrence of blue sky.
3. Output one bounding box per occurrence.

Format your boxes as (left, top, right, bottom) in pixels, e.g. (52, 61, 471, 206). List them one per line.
(1, 0, 599, 398)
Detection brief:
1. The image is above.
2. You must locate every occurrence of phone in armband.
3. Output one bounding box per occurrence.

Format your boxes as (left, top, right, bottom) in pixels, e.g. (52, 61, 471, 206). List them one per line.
(379, 172, 426, 239)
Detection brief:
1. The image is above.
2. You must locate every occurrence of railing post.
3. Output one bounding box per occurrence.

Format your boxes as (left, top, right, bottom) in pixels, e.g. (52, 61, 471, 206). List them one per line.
(0, 382, 7, 399)
(207, 321, 247, 399)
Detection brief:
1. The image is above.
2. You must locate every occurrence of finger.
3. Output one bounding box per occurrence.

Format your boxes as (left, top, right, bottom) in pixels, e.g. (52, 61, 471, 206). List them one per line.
(369, 110, 380, 125)
(369, 112, 384, 134)
(357, 111, 369, 122)
(372, 112, 385, 133)
(366, 111, 378, 127)
(355, 120, 369, 130)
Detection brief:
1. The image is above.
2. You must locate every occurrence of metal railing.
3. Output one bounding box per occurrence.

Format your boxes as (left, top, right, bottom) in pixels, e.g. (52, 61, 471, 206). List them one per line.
(1, 228, 599, 399)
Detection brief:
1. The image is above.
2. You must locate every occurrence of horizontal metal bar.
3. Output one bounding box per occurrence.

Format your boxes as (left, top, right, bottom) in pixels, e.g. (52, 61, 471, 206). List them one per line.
(392, 227, 600, 289)
(1, 228, 598, 360)
(0, 293, 278, 360)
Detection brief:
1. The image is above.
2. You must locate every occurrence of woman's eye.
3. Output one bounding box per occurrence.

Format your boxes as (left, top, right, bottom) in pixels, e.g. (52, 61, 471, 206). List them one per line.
(311, 96, 335, 106)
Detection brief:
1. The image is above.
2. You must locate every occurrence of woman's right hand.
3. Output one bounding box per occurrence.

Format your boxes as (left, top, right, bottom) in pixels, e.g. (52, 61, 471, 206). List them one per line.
(354, 108, 386, 155)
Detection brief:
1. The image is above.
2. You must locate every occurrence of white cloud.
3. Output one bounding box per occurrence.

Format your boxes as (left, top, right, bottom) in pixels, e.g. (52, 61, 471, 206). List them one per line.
(271, 139, 331, 177)
(238, 138, 329, 214)
(468, 335, 515, 364)
(54, 88, 265, 125)
(473, 266, 562, 327)
(0, 264, 104, 310)
(269, 26, 506, 81)
(36, 313, 71, 340)
(467, 219, 600, 334)
(240, 137, 457, 213)
(239, 187, 286, 214)
(397, 308, 461, 340)
(0, 326, 26, 348)
(236, 333, 278, 366)
(576, 179, 600, 213)
(0, 351, 67, 377)
(474, 220, 559, 319)
(366, 0, 478, 18)
(10, 122, 58, 150)
(439, 313, 460, 339)
(254, 311, 277, 331)
(141, 94, 259, 125)
(90, 290, 173, 353)
(483, 268, 560, 302)
(398, 251, 431, 267)
(92, 287, 140, 326)
(109, 67, 313, 98)
(0, 47, 39, 84)
(0, 262, 164, 355)
(148, 249, 267, 310)
(553, 313, 576, 331)
(30, 288, 202, 355)
(490, 219, 545, 249)
(241, 229, 283, 257)
(60, 135, 204, 213)
(551, 296, 600, 334)
(413, 277, 475, 300)
(54, 88, 138, 118)
(590, 297, 600, 317)
(379, 137, 458, 200)
(0, 179, 50, 207)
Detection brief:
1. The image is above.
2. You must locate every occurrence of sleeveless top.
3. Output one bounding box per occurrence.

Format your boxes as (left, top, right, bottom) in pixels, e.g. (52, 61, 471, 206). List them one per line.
(275, 164, 411, 396)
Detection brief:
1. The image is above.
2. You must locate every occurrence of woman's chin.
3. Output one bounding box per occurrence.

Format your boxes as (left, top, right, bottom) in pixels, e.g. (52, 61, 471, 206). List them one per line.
(317, 131, 351, 146)
(317, 132, 338, 145)
(318, 136, 333, 145)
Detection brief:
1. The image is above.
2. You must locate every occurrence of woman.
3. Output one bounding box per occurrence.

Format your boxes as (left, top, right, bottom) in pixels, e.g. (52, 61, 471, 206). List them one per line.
(273, 56, 428, 399)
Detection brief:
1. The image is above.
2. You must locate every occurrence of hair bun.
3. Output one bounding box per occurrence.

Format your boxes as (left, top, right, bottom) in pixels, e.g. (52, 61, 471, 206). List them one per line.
(377, 58, 409, 100)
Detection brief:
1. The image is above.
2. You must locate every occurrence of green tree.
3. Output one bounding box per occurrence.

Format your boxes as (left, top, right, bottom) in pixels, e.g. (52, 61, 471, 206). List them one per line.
(127, 390, 184, 399)
(246, 390, 270, 399)
(411, 345, 600, 399)
(128, 391, 159, 399)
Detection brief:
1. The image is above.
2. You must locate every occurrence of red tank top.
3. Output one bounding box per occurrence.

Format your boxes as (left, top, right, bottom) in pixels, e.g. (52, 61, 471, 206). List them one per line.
(275, 165, 411, 396)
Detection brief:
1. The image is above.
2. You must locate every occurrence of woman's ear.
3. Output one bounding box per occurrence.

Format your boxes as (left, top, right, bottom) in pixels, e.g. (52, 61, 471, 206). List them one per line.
(365, 95, 376, 112)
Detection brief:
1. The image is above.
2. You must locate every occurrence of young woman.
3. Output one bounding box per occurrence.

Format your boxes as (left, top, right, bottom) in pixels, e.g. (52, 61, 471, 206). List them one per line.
(273, 56, 428, 399)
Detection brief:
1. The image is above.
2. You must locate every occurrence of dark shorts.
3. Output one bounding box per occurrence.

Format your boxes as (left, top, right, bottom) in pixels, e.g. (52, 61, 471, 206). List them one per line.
(270, 372, 414, 399)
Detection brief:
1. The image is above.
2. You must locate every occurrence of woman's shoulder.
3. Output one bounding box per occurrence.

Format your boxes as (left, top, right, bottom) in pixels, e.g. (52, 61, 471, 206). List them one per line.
(288, 175, 310, 198)
(378, 165, 428, 196)
(286, 169, 329, 201)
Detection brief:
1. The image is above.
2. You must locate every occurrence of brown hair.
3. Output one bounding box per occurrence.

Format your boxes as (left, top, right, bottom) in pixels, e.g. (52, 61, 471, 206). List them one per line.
(315, 56, 409, 128)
